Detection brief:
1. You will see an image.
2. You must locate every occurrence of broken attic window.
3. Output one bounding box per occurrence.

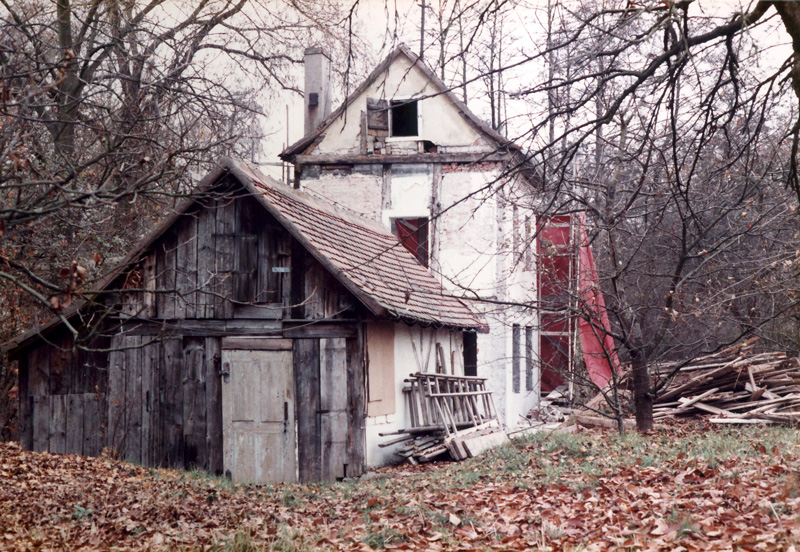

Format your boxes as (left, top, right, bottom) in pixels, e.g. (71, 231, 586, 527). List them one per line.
(390, 99, 418, 137)
(392, 217, 428, 267)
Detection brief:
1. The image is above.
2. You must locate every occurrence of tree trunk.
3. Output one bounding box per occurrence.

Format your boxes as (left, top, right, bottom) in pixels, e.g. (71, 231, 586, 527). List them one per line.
(631, 350, 653, 431)
(54, 0, 79, 158)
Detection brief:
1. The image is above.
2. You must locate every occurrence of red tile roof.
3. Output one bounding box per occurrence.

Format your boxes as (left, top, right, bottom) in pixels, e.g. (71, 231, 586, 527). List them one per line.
(228, 158, 487, 332)
(4, 158, 486, 355)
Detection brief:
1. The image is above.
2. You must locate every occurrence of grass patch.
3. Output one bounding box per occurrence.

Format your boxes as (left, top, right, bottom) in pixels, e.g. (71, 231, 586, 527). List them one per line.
(361, 527, 410, 549)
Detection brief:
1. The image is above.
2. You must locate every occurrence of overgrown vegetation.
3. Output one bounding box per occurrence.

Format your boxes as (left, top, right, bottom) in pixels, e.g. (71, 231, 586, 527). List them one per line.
(3, 421, 800, 550)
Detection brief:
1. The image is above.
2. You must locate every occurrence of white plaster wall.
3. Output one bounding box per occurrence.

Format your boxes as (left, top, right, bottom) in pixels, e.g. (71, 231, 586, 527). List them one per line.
(301, 165, 542, 431)
(437, 169, 502, 295)
(498, 183, 540, 428)
(365, 323, 464, 467)
(437, 171, 541, 429)
(382, 165, 432, 225)
(301, 174, 383, 222)
(505, 179, 538, 305)
(314, 55, 494, 154)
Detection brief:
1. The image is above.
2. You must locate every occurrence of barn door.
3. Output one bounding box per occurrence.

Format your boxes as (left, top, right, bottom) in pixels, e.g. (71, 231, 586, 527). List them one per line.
(221, 340, 296, 483)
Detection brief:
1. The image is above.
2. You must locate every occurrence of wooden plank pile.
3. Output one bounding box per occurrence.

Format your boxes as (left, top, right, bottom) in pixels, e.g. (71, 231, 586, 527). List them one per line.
(379, 372, 507, 463)
(652, 339, 800, 424)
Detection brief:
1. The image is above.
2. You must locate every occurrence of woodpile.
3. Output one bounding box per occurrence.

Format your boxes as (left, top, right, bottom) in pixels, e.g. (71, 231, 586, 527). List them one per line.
(653, 338, 800, 424)
(379, 372, 507, 463)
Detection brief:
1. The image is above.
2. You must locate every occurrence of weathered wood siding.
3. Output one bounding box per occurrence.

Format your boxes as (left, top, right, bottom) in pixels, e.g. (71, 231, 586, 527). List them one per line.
(105, 334, 222, 470)
(19, 329, 107, 457)
(295, 333, 366, 482)
(18, 180, 367, 479)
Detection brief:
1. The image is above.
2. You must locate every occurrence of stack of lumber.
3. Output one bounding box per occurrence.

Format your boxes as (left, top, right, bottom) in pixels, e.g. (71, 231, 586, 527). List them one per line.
(653, 340, 800, 424)
(379, 372, 507, 463)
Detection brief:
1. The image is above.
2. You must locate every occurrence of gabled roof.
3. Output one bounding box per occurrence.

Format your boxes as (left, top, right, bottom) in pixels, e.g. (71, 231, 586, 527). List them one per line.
(280, 44, 526, 162)
(5, 157, 486, 354)
(227, 158, 486, 331)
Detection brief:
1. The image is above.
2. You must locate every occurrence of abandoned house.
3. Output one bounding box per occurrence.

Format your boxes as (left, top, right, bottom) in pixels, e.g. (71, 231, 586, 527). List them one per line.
(7, 157, 487, 482)
(280, 44, 576, 430)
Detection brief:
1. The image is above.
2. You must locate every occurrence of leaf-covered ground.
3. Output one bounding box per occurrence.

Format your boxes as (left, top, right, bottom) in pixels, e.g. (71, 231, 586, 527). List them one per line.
(4, 421, 800, 551)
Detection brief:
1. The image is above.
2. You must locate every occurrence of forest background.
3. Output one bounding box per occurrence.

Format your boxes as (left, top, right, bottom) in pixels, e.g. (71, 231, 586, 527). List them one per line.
(2, 0, 800, 435)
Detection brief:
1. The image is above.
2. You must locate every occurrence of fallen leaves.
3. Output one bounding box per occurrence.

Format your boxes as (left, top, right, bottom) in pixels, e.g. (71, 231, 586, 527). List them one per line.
(3, 423, 800, 550)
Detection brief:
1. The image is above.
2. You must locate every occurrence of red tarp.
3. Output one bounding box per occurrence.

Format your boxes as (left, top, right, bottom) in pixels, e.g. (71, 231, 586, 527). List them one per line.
(577, 214, 620, 388)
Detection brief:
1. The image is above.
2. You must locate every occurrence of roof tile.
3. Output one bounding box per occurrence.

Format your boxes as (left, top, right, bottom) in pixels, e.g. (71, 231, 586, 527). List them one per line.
(230, 160, 486, 331)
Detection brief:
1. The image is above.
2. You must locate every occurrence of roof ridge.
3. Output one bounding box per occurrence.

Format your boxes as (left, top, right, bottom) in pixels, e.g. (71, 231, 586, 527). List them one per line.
(279, 43, 523, 160)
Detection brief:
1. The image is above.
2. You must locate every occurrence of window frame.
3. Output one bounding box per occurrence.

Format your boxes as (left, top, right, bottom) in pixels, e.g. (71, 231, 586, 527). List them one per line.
(389, 98, 419, 138)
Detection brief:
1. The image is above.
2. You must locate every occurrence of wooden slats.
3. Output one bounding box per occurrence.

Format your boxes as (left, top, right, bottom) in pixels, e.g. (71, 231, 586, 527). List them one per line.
(654, 339, 800, 425)
(386, 372, 503, 463)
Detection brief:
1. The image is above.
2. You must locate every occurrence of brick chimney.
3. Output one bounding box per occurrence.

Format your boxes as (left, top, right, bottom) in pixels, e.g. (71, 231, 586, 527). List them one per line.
(304, 47, 332, 136)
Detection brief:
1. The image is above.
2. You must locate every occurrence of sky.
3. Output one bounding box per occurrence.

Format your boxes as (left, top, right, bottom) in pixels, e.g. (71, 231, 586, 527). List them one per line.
(255, 0, 794, 179)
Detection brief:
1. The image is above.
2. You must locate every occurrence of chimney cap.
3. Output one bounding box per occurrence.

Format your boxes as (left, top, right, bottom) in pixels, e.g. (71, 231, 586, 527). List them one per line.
(304, 46, 330, 59)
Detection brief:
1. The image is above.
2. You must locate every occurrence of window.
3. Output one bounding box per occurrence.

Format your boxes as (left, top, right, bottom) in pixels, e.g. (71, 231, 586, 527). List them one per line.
(391, 217, 428, 267)
(366, 98, 419, 137)
(525, 326, 534, 391)
(391, 100, 418, 137)
(512, 325, 521, 393)
(463, 332, 478, 377)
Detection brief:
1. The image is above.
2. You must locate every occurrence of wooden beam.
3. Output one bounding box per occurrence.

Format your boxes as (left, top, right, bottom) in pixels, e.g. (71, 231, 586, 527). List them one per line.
(295, 338, 321, 482)
(283, 322, 358, 339)
(119, 319, 282, 337)
(295, 152, 510, 166)
(221, 337, 293, 350)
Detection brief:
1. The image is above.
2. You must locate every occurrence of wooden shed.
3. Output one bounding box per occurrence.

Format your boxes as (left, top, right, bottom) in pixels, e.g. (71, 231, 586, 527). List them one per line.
(7, 157, 485, 483)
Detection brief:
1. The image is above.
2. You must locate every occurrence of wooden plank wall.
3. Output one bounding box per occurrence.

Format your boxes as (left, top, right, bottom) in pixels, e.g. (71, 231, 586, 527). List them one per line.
(131, 186, 294, 322)
(295, 338, 321, 482)
(295, 333, 367, 482)
(117, 183, 356, 325)
(18, 183, 367, 478)
(22, 330, 108, 457)
(320, 338, 348, 480)
(105, 333, 223, 470)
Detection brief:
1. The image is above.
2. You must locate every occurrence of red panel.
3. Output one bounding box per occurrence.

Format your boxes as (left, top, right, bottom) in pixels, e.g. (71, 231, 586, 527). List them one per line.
(540, 334, 568, 392)
(394, 218, 428, 267)
(541, 312, 571, 333)
(537, 214, 576, 393)
(539, 254, 572, 297)
(396, 218, 420, 253)
(538, 224, 571, 249)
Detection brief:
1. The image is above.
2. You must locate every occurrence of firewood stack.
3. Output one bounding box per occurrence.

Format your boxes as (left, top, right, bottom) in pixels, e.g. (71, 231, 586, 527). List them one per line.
(652, 338, 800, 424)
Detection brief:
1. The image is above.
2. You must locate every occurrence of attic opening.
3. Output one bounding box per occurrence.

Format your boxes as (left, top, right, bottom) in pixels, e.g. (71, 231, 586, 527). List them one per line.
(391, 217, 428, 267)
(390, 100, 418, 137)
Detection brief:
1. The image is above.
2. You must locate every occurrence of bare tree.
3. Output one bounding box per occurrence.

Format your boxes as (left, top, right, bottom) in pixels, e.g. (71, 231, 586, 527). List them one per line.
(524, 1, 800, 430)
(0, 0, 355, 320)
(0, 0, 357, 438)
(410, 0, 800, 430)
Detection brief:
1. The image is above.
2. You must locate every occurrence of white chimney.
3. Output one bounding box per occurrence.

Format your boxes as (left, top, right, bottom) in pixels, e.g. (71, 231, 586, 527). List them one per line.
(304, 47, 332, 136)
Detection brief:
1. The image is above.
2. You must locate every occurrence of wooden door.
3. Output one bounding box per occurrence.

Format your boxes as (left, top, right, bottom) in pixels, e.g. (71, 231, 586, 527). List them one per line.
(320, 338, 348, 480)
(221, 342, 296, 483)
